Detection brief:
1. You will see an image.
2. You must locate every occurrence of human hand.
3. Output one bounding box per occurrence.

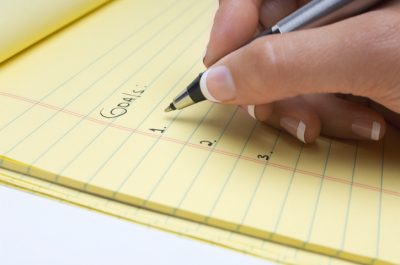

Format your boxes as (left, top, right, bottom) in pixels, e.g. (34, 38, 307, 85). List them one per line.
(202, 0, 400, 143)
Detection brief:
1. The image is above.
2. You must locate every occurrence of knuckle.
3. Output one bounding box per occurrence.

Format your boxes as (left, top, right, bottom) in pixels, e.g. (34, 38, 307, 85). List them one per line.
(241, 36, 302, 102)
(259, 40, 279, 74)
(243, 39, 281, 97)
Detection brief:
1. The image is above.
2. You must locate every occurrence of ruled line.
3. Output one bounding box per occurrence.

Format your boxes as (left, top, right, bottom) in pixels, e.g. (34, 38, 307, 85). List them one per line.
(374, 137, 385, 263)
(174, 108, 240, 216)
(84, 24, 213, 190)
(141, 104, 215, 207)
(0, 92, 397, 198)
(45, 1, 212, 182)
(0, 0, 180, 134)
(204, 120, 260, 223)
(236, 130, 282, 231)
(336, 141, 359, 256)
(0, 0, 198, 165)
(303, 138, 333, 247)
(270, 143, 305, 239)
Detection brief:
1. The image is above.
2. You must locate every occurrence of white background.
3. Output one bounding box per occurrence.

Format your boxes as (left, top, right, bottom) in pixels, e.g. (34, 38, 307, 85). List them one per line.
(0, 185, 275, 265)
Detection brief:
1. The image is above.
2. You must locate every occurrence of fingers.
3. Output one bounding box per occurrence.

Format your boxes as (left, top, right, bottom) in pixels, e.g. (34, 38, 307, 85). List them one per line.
(242, 97, 321, 143)
(300, 94, 386, 140)
(204, 0, 305, 67)
(240, 103, 274, 121)
(204, 0, 398, 144)
(203, 0, 263, 67)
(200, 10, 400, 109)
(257, 0, 305, 30)
(242, 94, 386, 143)
(338, 94, 400, 130)
(204, 0, 312, 67)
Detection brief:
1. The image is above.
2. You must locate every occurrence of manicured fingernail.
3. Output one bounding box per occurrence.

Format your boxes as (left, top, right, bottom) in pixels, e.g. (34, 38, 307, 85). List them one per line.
(202, 47, 207, 60)
(280, 117, 306, 143)
(200, 66, 236, 102)
(248, 105, 256, 119)
(351, 118, 381, 140)
(239, 105, 256, 119)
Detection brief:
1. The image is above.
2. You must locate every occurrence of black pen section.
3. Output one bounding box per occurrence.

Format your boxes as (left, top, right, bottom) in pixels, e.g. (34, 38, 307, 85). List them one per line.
(164, 73, 205, 112)
(167, 102, 176, 111)
(187, 73, 205, 103)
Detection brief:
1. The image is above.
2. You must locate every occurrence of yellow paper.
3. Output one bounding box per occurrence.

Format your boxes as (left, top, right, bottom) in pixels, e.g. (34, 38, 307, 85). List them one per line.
(0, 0, 111, 63)
(0, 168, 356, 265)
(0, 0, 399, 264)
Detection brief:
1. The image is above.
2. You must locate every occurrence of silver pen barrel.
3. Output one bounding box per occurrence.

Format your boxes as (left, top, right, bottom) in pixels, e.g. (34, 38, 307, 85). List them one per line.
(274, 0, 383, 33)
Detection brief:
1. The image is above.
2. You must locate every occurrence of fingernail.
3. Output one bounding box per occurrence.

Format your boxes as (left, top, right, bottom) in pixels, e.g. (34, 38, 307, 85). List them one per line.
(200, 66, 236, 102)
(280, 117, 306, 143)
(351, 118, 381, 140)
(248, 105, 256, 119)
(202, 47, 207, 60)
(239, 105, 256, 119)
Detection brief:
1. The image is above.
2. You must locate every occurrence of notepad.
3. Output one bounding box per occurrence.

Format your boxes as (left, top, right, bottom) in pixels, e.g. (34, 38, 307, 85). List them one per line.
(1, 0, 399, 264)
(0, 0, 111, 63)
(0, 168, 356, 265)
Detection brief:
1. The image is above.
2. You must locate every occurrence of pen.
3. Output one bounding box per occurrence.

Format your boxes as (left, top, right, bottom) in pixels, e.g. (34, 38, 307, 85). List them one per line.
(164, 0, 383, 113)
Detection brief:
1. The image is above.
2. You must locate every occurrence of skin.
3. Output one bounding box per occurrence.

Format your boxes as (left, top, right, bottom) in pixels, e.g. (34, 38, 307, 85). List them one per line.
(203, 0, 400, 143)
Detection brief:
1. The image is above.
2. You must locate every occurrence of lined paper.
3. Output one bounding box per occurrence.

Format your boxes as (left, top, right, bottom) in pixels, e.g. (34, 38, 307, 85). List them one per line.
(0, 0, 399, 264)
(0, 168, 357, 265)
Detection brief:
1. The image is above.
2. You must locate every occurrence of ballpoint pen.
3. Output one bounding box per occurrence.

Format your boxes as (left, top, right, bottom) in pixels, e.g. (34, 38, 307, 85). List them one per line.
(164, 0, 383, 113)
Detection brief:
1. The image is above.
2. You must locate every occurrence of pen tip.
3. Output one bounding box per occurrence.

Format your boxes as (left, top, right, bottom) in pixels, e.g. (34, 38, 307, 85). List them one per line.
(164, 102, 177, 113)
(164, 105, 173, 113)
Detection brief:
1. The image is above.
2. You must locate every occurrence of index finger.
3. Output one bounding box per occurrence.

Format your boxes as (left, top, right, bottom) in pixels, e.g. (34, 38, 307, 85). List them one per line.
(204, 0, 305, 67)
(204, 0, 263, 67)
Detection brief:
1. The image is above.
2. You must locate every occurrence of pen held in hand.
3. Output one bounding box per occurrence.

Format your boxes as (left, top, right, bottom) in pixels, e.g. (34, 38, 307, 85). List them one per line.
(164, 0, 383, 113)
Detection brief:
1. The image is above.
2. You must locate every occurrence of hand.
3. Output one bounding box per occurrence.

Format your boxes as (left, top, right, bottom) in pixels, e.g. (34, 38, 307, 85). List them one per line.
(202, 0, 400, 143)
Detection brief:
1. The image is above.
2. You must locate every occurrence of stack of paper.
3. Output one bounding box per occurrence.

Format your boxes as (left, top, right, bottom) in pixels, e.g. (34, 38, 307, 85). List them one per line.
(1, 1, 399, 264)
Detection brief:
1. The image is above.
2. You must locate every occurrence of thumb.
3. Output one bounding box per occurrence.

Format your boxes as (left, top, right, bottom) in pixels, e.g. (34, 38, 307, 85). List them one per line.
(199, 11, 399, 108)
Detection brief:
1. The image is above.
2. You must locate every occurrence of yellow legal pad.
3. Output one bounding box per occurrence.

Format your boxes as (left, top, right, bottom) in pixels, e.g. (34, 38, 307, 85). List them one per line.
(0, 0, 399, 264)
(0, 168, 355, 265)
